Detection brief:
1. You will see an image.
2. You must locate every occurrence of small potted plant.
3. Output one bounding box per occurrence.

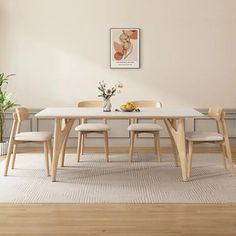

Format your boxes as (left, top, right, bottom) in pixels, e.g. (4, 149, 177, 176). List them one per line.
(0, 73, 18, 155)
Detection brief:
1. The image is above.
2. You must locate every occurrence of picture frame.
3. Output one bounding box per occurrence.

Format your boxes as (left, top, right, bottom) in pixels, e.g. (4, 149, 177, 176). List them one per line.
(110, 28, 140, 69)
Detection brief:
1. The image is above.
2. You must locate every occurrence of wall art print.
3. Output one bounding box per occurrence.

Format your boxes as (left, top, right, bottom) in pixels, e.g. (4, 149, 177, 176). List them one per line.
(110, 28, 140, 69)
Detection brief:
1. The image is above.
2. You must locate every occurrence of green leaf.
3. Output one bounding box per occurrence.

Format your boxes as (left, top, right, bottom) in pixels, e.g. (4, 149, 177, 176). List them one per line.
(0, 73, 18, 140)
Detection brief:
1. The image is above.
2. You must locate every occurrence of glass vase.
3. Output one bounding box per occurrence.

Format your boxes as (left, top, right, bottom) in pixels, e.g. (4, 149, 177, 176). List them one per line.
(103, 99, 112, 112)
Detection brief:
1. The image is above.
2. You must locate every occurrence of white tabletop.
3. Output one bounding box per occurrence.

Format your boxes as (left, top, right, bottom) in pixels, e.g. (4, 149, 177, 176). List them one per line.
(35, 107, 204, 119)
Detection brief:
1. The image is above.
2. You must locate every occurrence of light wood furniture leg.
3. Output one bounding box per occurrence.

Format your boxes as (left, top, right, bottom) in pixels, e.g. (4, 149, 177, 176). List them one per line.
(187, 141, 193, 179)
(81, 133, 85, 155)
(4, 113, 18, 176)
(153, 133, 157, 158)
(46, 141, 50, 164)
(104, 131, 109, 162)
(11, 144, 17, 169)
(59, 119, 66, 167)
(59, 119, 72, 167)
(48, 140, 53, 164)
(165, 119, 179, 167)
(154, 132, 161, 162)
(129, 131, 135, 162)
(221, 143, 228, 169)
(77, 132, 83, 162)
(164, 118, 188, 182)
(156, 132, 161, 162)
(59, 141, 66, 167)
(52, 118, 74, 182)
(224, 138, 234, 176)
(221, 116, 234, 176)
(170, 119, 179, 167)
(44, 142, 50, 176)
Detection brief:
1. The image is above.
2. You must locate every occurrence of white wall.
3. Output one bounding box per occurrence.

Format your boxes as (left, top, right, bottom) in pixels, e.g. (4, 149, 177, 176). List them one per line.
(1, 0, 236, 108)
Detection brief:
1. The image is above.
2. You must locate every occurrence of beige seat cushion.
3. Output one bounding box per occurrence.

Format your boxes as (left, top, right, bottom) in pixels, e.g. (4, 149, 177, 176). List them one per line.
(185, 131, 223, 142)
(75, 123, 110, 132)
(128, 123, 162, 132)
(15, 132, 53, 142)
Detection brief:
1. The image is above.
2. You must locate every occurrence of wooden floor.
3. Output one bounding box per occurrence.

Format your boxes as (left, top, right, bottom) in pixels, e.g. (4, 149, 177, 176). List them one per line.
(0, 147, 236, 236)
(0, 204, 236, 236)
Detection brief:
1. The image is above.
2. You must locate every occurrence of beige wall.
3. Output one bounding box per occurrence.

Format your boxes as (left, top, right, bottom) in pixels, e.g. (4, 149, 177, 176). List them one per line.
(0, 0, 236, 108)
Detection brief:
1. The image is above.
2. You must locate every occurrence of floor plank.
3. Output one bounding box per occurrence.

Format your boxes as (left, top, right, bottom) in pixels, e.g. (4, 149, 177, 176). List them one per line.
(0, 204, 236, 236)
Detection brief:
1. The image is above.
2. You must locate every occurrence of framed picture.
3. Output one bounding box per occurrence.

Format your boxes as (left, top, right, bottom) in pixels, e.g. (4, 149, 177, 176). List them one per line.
(110, 28, 140, 69)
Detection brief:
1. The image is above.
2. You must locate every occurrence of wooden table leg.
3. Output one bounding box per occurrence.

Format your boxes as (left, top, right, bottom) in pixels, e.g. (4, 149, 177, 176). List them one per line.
(51, 118, 74, 182)
(59, 119, 73, 167)
(164, 118, 188, 182)
(59, 139, 66, 167)
(168, 119, 179, 167)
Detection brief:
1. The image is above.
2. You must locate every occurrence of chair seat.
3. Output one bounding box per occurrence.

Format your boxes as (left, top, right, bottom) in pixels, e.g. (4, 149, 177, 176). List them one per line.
(128, 123, 162, 132)
(15, 132, 53, 142)
(75, 123, 110, 132)
(185, 131, 223, 142)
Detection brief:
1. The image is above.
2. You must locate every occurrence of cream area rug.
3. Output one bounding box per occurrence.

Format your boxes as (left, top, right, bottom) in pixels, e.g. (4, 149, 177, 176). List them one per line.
(0, 153, 235, 203)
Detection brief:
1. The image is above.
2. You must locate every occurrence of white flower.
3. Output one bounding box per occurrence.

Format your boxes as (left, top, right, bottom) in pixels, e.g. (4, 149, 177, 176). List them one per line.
(105, 88, 112, 95)
(98, 81, 123, 100)
(117, 81, 123, 88)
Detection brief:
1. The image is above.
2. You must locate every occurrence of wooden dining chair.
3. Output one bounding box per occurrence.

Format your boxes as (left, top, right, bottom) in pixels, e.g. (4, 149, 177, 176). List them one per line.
(75, 100, 110, 162)
(186, 106, 235, 179)
(128, 100, 162, 162)
(4, 107, 53, 176)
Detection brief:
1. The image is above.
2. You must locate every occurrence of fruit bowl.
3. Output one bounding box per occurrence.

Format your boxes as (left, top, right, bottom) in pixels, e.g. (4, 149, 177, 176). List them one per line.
(120, 102, 136, 112)
(120, 107, 136, 112)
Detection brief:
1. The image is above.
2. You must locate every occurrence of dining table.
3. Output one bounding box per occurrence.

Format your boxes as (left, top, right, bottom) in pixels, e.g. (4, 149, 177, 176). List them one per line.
(34, 107, 203, 182)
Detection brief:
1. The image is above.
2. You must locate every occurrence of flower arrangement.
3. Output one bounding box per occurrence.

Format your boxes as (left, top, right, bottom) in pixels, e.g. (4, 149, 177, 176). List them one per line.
(98, 81, 123, 101)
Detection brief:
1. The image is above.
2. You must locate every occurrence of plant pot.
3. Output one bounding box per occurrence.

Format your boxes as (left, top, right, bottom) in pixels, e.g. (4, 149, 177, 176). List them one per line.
(0, 141, 8, 156)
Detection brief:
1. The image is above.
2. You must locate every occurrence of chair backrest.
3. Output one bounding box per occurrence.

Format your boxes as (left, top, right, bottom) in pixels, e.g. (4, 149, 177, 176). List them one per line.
(77, 100, 105, 123)
(78, 100, 103, 108)
(15, 107, 29, 121)
(130, 100, 162, 108)
(15, 107, 29, 133)
(130, 100, 162, 124)
(208, 106, 227, 136)
(208, 106, 223, 121)
(9, 107, 29, 140)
